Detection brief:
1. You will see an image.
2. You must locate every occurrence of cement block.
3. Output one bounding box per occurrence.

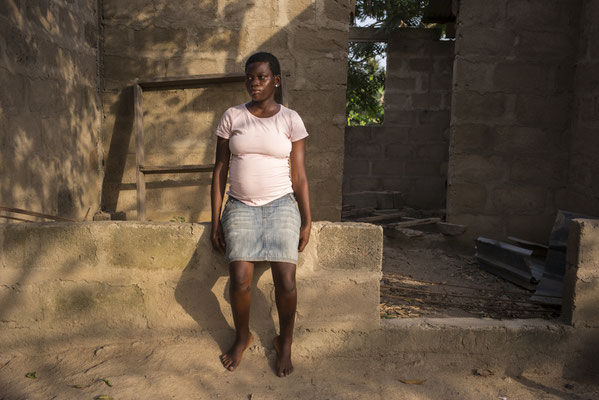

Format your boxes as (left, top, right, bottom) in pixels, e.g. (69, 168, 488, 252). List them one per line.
(371, 158, 404, 176)
(458, 0, 507, 26)
(493, 126, 549, 153)
(516, 94, 571, 128)
(410, 92, 443, 110)
(455, 27, 516, 57)
(296, 273, 380, 331)
(453, 59, 494, 92)
(516, 31, 576, 61)
(491, 186, 547, 214)
(493, 62, 554, 93)
(0, 222, 383, 339)
(447, 183, 487, 211)
(453, 91, 507, 120)
(510, 157, 568, 186)
(349, 176, 383, 192)
(506, 0, 563, 30)
(449, 124, 493, 153)
(449, 154, 505, 182)
(563, 219, 599, 327)
(316, 222, 383, 272)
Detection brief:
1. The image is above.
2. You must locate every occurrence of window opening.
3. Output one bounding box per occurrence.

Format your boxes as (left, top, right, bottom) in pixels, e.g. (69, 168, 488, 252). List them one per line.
(346, 41, 387, 126)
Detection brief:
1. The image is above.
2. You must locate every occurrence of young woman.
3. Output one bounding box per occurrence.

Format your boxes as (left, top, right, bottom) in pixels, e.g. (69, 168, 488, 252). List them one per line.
(210, 52, 311, 378)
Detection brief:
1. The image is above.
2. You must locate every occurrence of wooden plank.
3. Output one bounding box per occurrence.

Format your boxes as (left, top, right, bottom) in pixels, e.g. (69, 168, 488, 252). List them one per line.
(134, 82, 146, 221)
(140, 164, 214, 174)
(0, 206, 77, 222)
(356, 213, 406, 223)
(386, 218, 441, 228)
(138, 73, 246, 91)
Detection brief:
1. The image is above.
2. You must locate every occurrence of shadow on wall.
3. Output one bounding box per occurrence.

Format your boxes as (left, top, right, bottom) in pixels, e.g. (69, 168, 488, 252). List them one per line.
(0, 1, 102, 221)
(174, 244, 276, 354)
(100, 0, 349, 222)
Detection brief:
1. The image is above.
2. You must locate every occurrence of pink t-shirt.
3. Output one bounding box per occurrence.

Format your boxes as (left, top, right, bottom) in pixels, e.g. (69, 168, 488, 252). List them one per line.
(215, 104, 309, 206)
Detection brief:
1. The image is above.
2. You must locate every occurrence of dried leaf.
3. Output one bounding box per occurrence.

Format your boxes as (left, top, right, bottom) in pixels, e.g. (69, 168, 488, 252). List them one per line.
(70, 384, 90, 389)
(25, 371, 37, 379)
(95, 396, 113, 400)
(102, 378, 113, 387)
(399, 379, 425, 385)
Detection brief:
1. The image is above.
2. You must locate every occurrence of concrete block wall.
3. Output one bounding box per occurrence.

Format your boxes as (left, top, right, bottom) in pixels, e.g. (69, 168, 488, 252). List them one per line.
(100, 0, 353, 222)
(0, 221, 382, 347)
(0, 0, 102, 221)
(568, 0, 599, 216)
(343, 29, 453, 210)
(447, 0, 580, 243)
(563, 219, 599, 328)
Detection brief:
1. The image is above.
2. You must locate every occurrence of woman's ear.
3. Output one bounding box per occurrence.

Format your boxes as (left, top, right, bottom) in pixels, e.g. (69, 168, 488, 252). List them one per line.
(275, 75, 281, 88)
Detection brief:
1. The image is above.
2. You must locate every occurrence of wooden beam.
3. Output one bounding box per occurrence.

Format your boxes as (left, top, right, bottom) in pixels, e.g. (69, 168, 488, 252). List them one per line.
(0, 206, 77, 222)
(140, 164, 214, 174)
(138, 73, 246, 91)
(134, 82, 146, 221)
(348, 27, 389, 42)
(356, 213, 406, 223)
(386, 218, 441, 229)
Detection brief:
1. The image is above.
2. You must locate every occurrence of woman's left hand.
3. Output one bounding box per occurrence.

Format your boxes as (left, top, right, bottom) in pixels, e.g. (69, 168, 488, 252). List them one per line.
(298, 223, 311, 252)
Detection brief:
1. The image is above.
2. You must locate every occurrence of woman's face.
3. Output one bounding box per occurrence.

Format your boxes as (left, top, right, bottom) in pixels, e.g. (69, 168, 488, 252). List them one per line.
(245, 61, 279, 103)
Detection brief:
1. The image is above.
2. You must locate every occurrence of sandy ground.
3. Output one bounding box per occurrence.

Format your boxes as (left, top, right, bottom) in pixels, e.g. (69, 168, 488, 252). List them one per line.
(1, 225, 595, 399)
(1, 337, 599, 400)
(380, 232, 561, 320)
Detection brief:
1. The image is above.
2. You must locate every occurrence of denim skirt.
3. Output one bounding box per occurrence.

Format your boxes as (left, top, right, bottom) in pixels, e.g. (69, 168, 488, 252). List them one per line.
(221, 193, 301, 264)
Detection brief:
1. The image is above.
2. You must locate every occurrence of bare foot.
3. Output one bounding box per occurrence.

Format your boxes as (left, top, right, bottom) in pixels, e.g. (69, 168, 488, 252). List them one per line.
(273, 336, 294, 377)
(220, 333, 253, 371)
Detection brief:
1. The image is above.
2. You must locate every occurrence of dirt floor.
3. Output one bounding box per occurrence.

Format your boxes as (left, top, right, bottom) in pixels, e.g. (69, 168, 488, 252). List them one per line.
(379, 230, 561, 320)
(1, 217, 594, 399)
(1, 337, 599, 399)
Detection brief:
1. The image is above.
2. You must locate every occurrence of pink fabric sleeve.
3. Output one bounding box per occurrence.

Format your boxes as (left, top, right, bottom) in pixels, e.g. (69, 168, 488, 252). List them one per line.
(215, 108, 232, 139)
(289, 110, 309, 142)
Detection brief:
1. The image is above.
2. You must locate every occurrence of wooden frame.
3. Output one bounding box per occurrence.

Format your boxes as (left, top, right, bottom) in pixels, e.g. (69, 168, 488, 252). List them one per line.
(133, 72, 288, 221)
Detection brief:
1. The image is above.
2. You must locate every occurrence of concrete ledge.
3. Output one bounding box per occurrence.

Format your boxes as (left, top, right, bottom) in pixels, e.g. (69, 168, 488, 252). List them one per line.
(0, 221, 383, 347)
(563, 218, 599, 328)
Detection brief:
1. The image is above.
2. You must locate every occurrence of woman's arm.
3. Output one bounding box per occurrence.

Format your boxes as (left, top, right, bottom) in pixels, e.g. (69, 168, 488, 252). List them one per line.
(211, 137, 231, 253)
(290, 138, 311, 252)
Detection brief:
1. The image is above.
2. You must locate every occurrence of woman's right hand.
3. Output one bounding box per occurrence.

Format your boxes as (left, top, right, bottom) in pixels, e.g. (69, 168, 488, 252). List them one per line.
(211, 221, 226, 253)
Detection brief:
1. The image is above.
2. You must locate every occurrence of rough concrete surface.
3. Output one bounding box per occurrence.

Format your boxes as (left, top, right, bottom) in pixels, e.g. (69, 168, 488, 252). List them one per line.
(0, 221, 382, 348)
(447, 0, 582, 243)
(100, 0, 353, 222)
(0, 0, 102, 221)
(1, 322, 599, 399)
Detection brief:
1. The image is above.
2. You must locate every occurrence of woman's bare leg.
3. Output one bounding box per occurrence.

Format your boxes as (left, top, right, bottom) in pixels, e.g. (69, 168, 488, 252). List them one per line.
(220, 261, 254, 371)
(270, 262, 297, 377)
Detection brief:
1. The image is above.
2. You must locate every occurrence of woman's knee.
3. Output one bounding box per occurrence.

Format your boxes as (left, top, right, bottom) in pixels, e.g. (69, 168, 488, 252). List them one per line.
(229, 262, 253, 292)
(275, 272, 296, 294)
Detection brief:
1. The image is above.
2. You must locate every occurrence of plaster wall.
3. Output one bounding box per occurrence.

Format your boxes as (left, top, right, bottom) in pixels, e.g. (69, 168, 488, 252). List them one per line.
(0, 0, 102, 221)
(563, 219, 599, 330)
(568, 0, 599, 216)
(0, 221, 383, 346)
(343, 29, 453, 210)
(447, 0, 580, 243)
(100, 0, 353, 222)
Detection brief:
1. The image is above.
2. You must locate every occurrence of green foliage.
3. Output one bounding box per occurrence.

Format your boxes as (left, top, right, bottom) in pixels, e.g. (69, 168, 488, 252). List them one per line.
(169, 216, 185, 223)
(346, 42, 386, 126)
(346, 0, 430, 126)
(354, 0, 430, 31)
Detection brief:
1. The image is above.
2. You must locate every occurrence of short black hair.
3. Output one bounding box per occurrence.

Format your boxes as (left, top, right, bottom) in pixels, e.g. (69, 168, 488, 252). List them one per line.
(245, 52, 281, 76)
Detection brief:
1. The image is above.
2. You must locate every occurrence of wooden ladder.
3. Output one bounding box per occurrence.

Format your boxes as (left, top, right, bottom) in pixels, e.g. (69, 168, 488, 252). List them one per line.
(132, 72, 289, 221)
(133, 73, 245, 221)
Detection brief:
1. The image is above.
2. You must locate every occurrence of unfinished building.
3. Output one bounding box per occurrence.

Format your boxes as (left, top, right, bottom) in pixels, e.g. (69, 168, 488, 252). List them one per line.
(1, 0, 599, 396)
